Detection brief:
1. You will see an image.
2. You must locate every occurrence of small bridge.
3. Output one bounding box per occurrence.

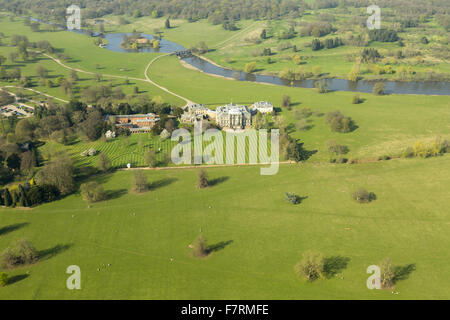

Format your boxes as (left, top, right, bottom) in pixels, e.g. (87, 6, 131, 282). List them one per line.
(173, 50, 192, 58)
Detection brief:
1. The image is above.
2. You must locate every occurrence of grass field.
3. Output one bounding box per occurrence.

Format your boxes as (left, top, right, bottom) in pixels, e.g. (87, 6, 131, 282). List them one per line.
(1, 156, 450, 299)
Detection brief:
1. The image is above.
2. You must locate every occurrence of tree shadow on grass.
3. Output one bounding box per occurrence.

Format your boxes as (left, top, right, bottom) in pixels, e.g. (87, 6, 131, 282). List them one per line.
(209, 176, 229, 187)
(323, 256, 351, 278)
(38, 244, 73, 261)
(0, 222, 29, 236)
(7, 274, 29, 285)
(394, 264, 416, 283)
(105, 189, 127, 200)
(298, 142, 317, 161)
(207, 240, 233, 254)
(149, 177, 177, 190)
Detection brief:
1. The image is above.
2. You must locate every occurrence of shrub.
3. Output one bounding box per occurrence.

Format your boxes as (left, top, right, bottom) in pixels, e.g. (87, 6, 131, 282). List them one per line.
(314, 80, 329, 93)
(352, 188, 375, 203)
(40, 184, 60, 202)
(378, 155, 391, 161)
(285, 192, 300, 204)
(401, 147, 414, 158)
(197, 170, 209, 189)
(80, 181, 106, 203)
(413, 141, 429, 158)
(372, 82, 385, 95)
(131, 171, 148, 193)
(441, 140, 450, 153)
(244, 62, 257, 73)
(368, 29, 398, 42)
(0, 272, 8, 286)
(325, 111, 355, 133)
(351, 94, 361, 104)
(327, 141, 349, 155)
(294, 251, 324, 282)
(1, 239, 38, 269)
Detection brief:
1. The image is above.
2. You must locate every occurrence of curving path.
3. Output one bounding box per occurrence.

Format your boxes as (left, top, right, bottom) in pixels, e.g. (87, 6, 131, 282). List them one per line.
(144, 54, 196, 107)
(1, 85, 69, 103)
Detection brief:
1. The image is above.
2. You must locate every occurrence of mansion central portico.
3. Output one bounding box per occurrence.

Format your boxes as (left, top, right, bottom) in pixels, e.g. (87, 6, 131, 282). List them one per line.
(216, 104, 252, 130)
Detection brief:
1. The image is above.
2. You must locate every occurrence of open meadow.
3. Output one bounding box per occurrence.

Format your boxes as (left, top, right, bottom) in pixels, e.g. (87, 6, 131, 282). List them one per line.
(1, 157, 450, 299)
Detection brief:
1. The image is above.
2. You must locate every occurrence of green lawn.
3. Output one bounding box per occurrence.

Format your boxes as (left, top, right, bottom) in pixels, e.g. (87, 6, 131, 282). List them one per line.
(0, 156, 450, 299)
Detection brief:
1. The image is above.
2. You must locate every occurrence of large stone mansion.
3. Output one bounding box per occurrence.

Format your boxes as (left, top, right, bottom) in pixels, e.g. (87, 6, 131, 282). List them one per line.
(181, 101, 273, 130)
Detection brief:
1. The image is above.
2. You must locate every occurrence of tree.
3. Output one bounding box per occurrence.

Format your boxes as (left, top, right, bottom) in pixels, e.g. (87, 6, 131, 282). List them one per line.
(192, 234, 209, 257)
(352, 188, 374, 203)
(20, 150, 37, 173)
(17, 184, 29, 207)
(15, 118, 33, 141)
(244, 62, 257, 73)
(197, 170, 209, 189)
(60, 79, 72, 95)
(315, 79, 329, 93)
(325, 111, 354, 133)
(285, 192, 300, 204)
(3, 188, 12, 207)
(292, 54, 301, 65)
(312, 38, 323, 51)
(0, 90, 14, 106)
(0, 239, 38, 268)
(69, 70, 78, 82)
(144, 149, 157, 168)
(97, 152, 111, 172)
(6, 153, 21, 170)
(348, 65, 360, 82)
(294, 251, 324, 281)
(373, 82, 385, 95)
(27, 186, 44, 206)
(80, 181, 106, 203)
(36, 65, 48, 79)
(379, 257, 395, 289)
(351, 94, 361, 104)
(282, 94, 291, 109)
(8, 52, 18, 63)
(131, 171, 148, 193)
(35, 157, 75, 195)
(260, 29, 267, 39)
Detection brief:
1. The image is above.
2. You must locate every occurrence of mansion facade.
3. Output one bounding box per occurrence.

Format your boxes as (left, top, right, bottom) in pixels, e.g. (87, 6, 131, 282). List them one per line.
(181, 101, 273, 130)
